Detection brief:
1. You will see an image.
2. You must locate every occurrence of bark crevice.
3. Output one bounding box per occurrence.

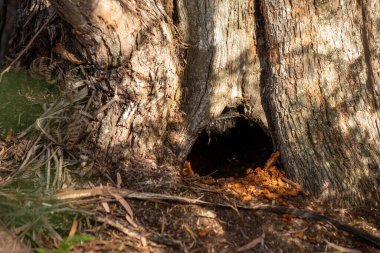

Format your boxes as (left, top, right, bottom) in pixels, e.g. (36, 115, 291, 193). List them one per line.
(357, 0, 378, 110)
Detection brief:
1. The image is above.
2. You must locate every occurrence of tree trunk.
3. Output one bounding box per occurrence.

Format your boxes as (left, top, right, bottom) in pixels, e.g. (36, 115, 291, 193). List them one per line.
(0, 0, 20, 64)
(261, 0, 380, 204)
(175, 0, 268, 161)
(49, 0, 184, 169)
(8, 0, 380, 205)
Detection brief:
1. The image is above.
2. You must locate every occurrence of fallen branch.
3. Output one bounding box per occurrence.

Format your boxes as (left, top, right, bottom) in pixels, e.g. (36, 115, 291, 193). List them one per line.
(54, 186, 380, 248)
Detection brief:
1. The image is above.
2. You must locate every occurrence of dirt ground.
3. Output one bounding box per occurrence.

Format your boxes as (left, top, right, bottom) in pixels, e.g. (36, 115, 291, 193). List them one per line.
(65, 154, 380, 253)
(1, 136, 380, 253)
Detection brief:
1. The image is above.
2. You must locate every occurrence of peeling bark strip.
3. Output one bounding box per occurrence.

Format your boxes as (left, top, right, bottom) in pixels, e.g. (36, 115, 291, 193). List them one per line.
(261, 0, 380, 204)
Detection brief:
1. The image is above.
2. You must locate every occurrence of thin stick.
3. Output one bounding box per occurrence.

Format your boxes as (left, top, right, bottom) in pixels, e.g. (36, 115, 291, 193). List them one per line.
(0, 13, 55, 82)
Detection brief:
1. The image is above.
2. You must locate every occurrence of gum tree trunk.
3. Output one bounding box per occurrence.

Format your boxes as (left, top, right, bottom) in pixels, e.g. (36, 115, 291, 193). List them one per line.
(10, 0, 379, 205)
(175, 0, 268, 160)
(50, 0, 184, 169)
(261, 0, 380, 204)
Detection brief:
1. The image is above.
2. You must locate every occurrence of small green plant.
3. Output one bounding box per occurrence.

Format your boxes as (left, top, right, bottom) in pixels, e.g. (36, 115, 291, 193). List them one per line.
(36, 234, 95, 253)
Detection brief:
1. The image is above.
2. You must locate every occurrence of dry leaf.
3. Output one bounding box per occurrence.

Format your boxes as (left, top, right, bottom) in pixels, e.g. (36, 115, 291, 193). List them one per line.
(68, 218, 78, 239)
(0, 228, 32, 253)
(262, 189, 281, 200)
(293, 231, 304, 239)
(126, 214, 138, 228)
(108, 189, 134, 219)
(101, 200, 111, 213)
(141, 237, 147, 247)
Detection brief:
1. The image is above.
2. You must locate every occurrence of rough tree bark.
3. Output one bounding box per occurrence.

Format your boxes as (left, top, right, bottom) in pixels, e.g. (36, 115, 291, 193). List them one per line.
(261, 0, 380, 204)
(6, 0, 380, 205)
(50, 0, 184, 169)
(175, 0, 268, 160)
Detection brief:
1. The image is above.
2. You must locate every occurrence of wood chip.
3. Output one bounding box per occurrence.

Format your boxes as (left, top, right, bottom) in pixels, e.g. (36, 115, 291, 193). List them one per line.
(263, 151, 280, 170)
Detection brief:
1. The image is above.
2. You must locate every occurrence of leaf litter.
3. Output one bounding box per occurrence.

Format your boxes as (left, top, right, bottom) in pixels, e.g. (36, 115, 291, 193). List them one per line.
(1, 132, 380, 252)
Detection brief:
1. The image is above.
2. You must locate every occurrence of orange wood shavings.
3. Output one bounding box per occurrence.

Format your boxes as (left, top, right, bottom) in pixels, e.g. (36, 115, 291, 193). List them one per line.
(182, 160, 195, 176)
(198, 228, 208, 238)
(263, 151, 281, 170)
(242, 194, 253, 201)
(218, 152, 306, 201)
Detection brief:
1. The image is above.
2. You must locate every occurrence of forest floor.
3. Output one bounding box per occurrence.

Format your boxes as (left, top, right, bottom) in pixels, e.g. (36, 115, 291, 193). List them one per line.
(1, 136, 380, 253)
(64, 155, 380, 253)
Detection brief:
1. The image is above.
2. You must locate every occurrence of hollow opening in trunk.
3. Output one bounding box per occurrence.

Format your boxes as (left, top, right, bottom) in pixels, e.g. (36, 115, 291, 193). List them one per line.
(187, 117, 273, 179)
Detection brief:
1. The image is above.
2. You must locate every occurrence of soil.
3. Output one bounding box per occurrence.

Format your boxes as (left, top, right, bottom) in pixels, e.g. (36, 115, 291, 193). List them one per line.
(1, 122, 380, 252)
(67, 153, 380, 253)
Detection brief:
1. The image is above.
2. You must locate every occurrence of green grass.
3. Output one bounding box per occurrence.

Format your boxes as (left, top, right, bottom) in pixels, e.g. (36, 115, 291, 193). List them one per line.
(0, 180, 93, 249)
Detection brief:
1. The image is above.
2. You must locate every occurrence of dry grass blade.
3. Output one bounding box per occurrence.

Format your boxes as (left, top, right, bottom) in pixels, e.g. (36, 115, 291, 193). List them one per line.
(5, 84, 91, 189)
(116, 172, 122, 189)
(46, 146, 51, 189)
(236, 232, 265, 252)
(95, 217, 183, 250)
(35, 118, 60, 144)
(125, 214, 138, 228)
(0, 136, 43, 185)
